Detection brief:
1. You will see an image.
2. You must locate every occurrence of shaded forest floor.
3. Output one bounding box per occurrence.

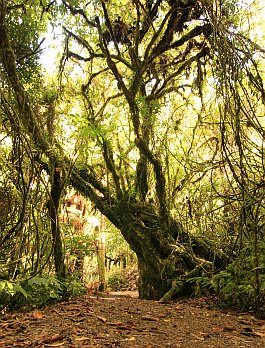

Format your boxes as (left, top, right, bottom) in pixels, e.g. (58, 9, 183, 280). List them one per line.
(1, 291, 265, 347)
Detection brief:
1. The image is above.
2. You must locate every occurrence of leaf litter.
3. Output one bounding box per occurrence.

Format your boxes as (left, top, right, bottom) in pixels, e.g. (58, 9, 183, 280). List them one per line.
(0, 291, 264, 347)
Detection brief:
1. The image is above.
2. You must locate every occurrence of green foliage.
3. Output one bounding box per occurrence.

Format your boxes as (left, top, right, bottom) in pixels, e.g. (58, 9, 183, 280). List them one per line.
(25, 276, 63, 305)
(107, 269, 128, 291)
(42, 89, 58, 104)
(0, 276, 63, 310)
(6, 1, 47, 82)
(1, 0, 265, 308)
(186, 276, 214, 292)
(107, 266, 138, 291)
(65, 234, 94, 259)
(0, 276, 86, 310)
(212, 266, 256, 310)
(0, 280, 28, 301)
(186, 240, 265, 312)
(212, 242, 265, 311)
(62, 276, 87, 298)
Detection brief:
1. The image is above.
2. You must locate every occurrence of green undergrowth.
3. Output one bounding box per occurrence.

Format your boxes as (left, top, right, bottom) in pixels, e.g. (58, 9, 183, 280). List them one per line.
(187, 255, 265, 317)
(107, 266, 138, 291)
(0, 275, 86, 311)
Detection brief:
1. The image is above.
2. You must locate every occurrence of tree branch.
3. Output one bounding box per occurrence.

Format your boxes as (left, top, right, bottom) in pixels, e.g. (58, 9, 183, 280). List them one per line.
(17, 38, 45, 63)
(63, 27, 94, 56)
(135, 137, 167, 219)
(62, 0, 95, 27)
(151, 46, 209, 100)
(0, 4, 51, 153)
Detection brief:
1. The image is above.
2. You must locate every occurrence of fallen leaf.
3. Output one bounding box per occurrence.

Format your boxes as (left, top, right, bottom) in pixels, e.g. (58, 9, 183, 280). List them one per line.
(94, 333, 107, 339)
(238, 320, 251, 325)
(70, 317, 85, 322)
(242, 327, 254, 333)
(38, 334, 64, 344)
(253, 331, 265, 337)
(68, 310, 82, 317)
(223, 326, 236, 332)
(97, 316, 107, 323)
(240, 331, 257, 337)
(254, 320, 265, 326)
(194, 336, 205, 341)
(0, 341, 13, 346)
(158, 313, 167, 318)
(107, 321, 124, 326)
(126, 336, 136, 341)
(192, 332, 209, 341)
(141, 315, 159, 321)
(75, 336, 90, 341)
(126, 320, 136, 326)
(69, 306, 82, 310)
(32, 311, 43, 319)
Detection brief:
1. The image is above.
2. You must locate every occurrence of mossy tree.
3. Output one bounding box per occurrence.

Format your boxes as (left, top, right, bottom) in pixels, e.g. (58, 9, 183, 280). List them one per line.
(1, 0, 265, 303)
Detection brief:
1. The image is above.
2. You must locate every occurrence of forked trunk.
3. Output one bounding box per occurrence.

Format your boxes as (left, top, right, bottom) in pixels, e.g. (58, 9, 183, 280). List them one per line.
(70, 176, 227, 301)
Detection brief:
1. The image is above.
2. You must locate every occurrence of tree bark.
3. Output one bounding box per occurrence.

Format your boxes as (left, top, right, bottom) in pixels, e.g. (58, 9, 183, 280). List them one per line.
(49, 165, 66, 279)
(138, 257, 168, 300)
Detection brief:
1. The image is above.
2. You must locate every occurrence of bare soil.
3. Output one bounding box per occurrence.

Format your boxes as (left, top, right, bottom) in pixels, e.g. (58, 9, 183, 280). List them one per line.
(0, 291, 265, 347)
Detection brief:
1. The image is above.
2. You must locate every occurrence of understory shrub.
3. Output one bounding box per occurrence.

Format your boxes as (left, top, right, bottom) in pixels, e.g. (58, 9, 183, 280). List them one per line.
(186, 275, 214, 296)
(212, 243, 265, 313)
(0, 275, 86, 310)
(212, 264, 257, 310)
(107, 266, 138, 291)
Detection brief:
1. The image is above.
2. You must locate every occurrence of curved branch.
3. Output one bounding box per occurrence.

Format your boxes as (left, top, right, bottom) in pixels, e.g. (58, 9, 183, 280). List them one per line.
(149, 23, 210, 63)
(143, 4, 175, 62)
(150, 46, 209, 100)
(139, 0, 163, 42)
(17, 38, 45, 63)
(95, 93, 123, 118)
(70, 169, 121, 227)
(63, 27, 94, 56)
(62, 0, 96, 27)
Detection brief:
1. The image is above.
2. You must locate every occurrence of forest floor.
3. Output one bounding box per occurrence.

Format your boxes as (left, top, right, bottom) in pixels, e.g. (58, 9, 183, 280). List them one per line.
(0, 291, 265, 348)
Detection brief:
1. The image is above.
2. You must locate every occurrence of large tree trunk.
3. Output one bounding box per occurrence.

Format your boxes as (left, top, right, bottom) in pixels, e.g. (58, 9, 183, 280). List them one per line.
(137, 257, 168, 300)
(132, 224, 223, 300)
(70, 170, 227, 300)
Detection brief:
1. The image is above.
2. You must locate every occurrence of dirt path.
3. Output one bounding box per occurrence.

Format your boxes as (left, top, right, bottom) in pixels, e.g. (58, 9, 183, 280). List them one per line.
(0, 291, 265, 347)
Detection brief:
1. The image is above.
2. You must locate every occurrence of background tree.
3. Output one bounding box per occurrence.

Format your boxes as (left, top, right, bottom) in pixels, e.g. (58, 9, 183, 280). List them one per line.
(0, 0, 65, 281)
